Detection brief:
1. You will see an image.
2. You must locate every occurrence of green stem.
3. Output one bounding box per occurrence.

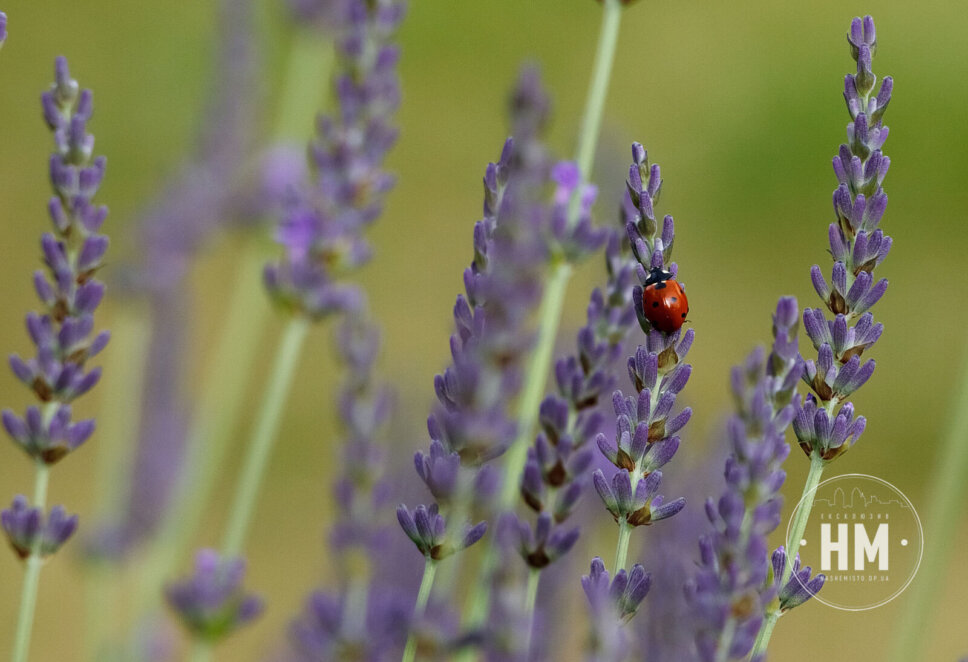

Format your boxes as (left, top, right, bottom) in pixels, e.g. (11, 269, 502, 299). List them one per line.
(523, 568, 541, 659)
(84, 303, 151, 662)
(889, 348, 968, 661)
(401, 559, 438, 662)
(781, 451, 825, 587)
(613, 518, 632, 573)
(575, 0, 624, 180)
(11, 464, 51, 662)
(129, 238, 274, 631)
(748, 608, 781, 660)
(220, 317, 310, 557)
(460, 1, 625, 644)
(497, 261, 573, 510)
(714, 618, 737, 662)
(748, 450, 825, 657)
(188, 639, 214, 662)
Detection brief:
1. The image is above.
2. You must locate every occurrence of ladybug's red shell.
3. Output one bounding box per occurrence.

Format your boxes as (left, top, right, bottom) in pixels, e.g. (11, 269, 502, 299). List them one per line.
(642, 274, 689, 334)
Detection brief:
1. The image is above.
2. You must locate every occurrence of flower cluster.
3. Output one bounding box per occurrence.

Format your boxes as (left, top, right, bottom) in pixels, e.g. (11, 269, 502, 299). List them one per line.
(264, 0, 406, 318)
(581, 557, 652, 661)
(0, 11, 6, 49)
(592, 145, 691, 538)
(797, 14, 891, 462)
(688, 298, 823, 660)
(2, 57, 109, 558)
(165, 549, 264, 641)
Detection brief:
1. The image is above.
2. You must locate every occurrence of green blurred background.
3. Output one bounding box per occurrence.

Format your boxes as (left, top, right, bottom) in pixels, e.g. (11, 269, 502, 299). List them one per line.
(0, 0, 966, 659)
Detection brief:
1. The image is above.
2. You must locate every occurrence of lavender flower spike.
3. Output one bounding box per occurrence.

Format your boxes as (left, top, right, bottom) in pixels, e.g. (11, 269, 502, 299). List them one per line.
(0, 12, 7, 49)
(798, 14, 893, 463)
(687, 298, 803, 661)
(592, 144, 692, 558)
(165, 549, 264, 642)
(6, 56, 110, 662)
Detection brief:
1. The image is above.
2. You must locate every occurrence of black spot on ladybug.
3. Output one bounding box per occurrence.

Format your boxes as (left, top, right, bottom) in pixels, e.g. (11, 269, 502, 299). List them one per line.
(681, 313, 686, 318)
(656, 282, 667, 289)
(652, 302, 659, 308)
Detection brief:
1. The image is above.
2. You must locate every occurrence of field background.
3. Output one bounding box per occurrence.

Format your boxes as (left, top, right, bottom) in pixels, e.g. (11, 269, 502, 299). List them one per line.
(0, 0, 965, 660)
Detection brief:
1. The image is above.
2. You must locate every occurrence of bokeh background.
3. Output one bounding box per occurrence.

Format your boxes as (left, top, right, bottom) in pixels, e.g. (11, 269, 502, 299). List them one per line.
(0, 0, 966, 659)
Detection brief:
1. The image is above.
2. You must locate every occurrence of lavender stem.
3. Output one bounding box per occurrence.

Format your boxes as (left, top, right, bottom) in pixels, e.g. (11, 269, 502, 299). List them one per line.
(575, 0, 623, 179)
(612, 518, 632, 574)
(463, 0, 626, 631)
(496, 0, 624, 522)
(523, 567, 541, 658)
(748, 450, 824, 657)
(889, 349, 968, 660)
(189, 639, 214, 662)
(11, 463, 50, 662)
(220, 317, 310, 557)
(401, 559, 438, 662)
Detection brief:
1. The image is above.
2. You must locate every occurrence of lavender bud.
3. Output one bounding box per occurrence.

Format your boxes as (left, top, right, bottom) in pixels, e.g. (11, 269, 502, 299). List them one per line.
(1, 496, 78, 559)
(165, 549, 264, 642)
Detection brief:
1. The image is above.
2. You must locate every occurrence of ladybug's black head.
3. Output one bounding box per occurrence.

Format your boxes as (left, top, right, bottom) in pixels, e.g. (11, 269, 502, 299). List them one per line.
(644, 266, 675, 287)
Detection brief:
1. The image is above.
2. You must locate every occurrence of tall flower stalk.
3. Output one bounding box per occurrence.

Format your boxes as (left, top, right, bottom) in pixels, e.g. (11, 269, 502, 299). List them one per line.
(2, 57, 109, 662)
(687, 298, 824, 661)
(584, 145, 691, 656)
(512, 169, 639, 651)
(749, 14, 893, 656)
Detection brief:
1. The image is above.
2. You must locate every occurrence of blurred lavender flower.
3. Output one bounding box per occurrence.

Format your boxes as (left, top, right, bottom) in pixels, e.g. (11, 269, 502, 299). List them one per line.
(0, 11, 7, 49)
(687, 298, 806, 661)
(91, 0, 261, 556)
(581, 558, 651, 661)
(1, 496, 78, 560)
(165, 549, 264, 642)
(264, 0, 406, 317)
(797, 14, 892, 463)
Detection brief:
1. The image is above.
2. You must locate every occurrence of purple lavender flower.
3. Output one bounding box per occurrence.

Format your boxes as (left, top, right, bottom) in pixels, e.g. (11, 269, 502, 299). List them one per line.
(686, 298, 806, 661)
(798, 14, 892, 463)
(769, 546, 825, 613)
(581, 558, 652, 661)
(2, 58, 107, 550)
(1, 496, 78, 560)
(397, 504, 487, 561)
(0, 12, 7, 48)
(591, 144, 692, 539)
(165, 549, 264, 642)
(264, 0, 405, 318)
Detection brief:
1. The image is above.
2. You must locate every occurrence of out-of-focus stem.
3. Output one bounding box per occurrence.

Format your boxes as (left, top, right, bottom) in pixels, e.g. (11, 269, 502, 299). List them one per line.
(461, 0, 625, 644)
(129, 238, 273, 624)
(84, 303, 151, 661)
(889, 349, 968, 662)
(401, 559, 438, 662)
(220, 316, 310, 557)
(188, 639, 213, 662)
(11, 463, 51, 662)
(574, 0, 623, 180)
(522, 567, 541, 659)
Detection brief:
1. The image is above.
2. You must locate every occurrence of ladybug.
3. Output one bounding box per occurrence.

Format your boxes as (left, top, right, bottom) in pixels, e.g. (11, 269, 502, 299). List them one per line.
(642, 267, 689, 334)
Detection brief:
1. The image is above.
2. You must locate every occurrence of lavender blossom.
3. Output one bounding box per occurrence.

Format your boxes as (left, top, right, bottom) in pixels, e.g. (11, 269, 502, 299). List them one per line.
(0, 11, 6, 48)
(2, 56, 108, 535)
(264, 0, 405, 318)
(581, 558, 652, 661)
(1, 496, 78, 560)
(797, 14, 892, 462)
(687, 298, 805, 661)
(591, 144, 691, 542)
(165, 549, 264, 642)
